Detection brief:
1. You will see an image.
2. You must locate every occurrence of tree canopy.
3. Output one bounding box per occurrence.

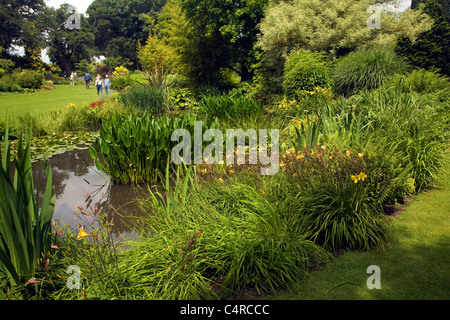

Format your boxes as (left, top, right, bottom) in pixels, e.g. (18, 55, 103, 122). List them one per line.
(86, 0, 167, 64)
(179, 0, 269, 84)
(46, 5, 95, 74)
(397, 0, 449, 74)
(0, 0, 48, 56)
(138, 0, 194, 75)
(256, 0, 433, 91)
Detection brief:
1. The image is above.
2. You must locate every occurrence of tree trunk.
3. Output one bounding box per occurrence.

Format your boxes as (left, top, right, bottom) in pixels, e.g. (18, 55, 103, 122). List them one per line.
(240, 63, 253, 82)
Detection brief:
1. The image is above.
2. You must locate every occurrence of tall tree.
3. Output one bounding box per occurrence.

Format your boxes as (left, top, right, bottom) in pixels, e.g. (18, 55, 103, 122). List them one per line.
(412, 0, 449, 21)
(0, 0, 48, 58)
(179, 0, 269, 85)
(138, 0, 194, 75)
(397, 0, 449, 74)
(256, 0, 433, 92)
(86, 0, 167, 65)
(46, 5, 95, 74)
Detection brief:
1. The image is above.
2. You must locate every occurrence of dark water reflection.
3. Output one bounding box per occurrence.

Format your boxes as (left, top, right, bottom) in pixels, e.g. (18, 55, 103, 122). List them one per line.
(32, 149, 153, 240)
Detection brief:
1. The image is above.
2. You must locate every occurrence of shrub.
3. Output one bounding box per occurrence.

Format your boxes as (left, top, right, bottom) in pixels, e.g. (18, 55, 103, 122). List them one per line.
(331, 46, 409, 97)
(119, 84, 170, 115)
(280, 145, 392, 251)
(111, 75, 137, 91)
(0, 81, 23, 93)
(283, 50, 331, 99)
(385, 68, 450, 94)
(15, 70, 44, 89)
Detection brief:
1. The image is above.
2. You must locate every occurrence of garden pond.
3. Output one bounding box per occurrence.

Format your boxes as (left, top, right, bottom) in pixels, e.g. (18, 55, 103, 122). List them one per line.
(30, 148, 153, 241)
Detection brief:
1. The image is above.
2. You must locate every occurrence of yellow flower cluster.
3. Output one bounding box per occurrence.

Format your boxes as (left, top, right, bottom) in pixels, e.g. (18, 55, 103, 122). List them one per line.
(278, 98, 298, 112)
(351, 172, 368, 184)
(65, 103, 77, 109)
(278, 87, 333, 112)
(113, 66, 129, 77)
(297, 86, 333, 100)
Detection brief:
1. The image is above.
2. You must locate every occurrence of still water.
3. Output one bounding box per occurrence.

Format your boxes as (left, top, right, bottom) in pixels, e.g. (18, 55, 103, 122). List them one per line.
(32, 148, 153, 240)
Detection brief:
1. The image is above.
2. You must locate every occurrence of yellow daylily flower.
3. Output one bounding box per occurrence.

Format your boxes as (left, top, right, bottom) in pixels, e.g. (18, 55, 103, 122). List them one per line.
(77, 228, 90, 240)
(358, 172, 368, 181)
(351, 172, 368, 184)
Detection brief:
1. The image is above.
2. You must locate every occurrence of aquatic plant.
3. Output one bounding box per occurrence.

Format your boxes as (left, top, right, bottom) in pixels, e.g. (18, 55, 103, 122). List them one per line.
(90, 113, 219, 184)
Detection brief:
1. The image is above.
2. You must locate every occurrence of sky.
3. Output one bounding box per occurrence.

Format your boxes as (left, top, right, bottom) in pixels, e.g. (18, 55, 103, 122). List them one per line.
(44, 0, 413, 14)
(45, 0, 94, 13)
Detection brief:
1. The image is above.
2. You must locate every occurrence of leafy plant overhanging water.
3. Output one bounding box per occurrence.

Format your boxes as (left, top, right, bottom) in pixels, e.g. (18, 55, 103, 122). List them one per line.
(0, 124, 56, 290)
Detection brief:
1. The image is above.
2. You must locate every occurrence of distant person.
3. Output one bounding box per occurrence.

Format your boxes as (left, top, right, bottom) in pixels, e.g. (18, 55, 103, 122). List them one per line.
(70, 71, 75, 85)
(84, 72, 92, 89)
(104, 74, 111, 96)
(95, 74, 103, 96)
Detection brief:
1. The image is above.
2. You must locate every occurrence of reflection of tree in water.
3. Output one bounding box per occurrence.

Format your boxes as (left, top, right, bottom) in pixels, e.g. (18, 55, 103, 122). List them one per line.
(25, 148, 160, 239)
(32, 149, 94, 203)
(48, 149, 93, 177)
(92, 182, 155, 237)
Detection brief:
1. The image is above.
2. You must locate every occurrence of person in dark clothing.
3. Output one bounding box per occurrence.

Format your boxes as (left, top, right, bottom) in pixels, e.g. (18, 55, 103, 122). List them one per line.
(84, 72, 92, 89)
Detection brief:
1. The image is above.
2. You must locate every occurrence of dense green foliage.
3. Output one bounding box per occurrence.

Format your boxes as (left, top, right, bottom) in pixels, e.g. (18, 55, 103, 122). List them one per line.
(179, 0, 268, 85)
(0, 0, 448, 301)
(86, 0, 167, 65)
(198, 94, 263, 120)
(283, 50, 331, 99)
(46, 5, 95, 74)
(15, 70, 44, 89)
(0, 0, 48, 53)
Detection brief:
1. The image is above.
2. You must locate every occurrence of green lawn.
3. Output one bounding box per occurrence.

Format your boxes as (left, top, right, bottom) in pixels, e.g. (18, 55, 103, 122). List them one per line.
(0, 85, 118, 120)
(270, 165, 450, 300)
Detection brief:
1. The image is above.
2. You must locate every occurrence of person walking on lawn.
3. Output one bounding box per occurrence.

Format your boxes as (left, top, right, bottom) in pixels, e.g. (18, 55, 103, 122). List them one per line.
(84, 72, 92, 89)
(95, 74, 103, 96)
(104, 75, 111, 96)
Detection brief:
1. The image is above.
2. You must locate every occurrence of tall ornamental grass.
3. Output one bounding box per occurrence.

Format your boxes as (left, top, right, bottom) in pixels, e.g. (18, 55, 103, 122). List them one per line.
(198, 94, 263, 121)
(356, 84, 448, 191)
(120, 165, 332, 299)
(119, 84, 170, 115)
(331, 46, 409, 97)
